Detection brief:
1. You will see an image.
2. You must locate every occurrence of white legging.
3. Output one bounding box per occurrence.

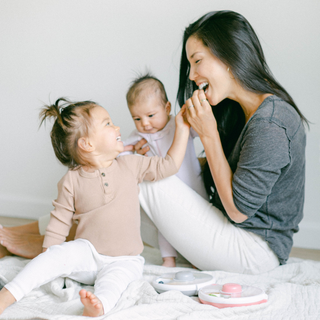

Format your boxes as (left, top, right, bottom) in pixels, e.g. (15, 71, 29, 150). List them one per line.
(5, 239, 144, 314)
(139, 176, 279, 274)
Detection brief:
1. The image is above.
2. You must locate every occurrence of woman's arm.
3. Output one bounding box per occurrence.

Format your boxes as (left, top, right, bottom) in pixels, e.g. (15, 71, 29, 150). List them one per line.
(186, 90, 248, 223)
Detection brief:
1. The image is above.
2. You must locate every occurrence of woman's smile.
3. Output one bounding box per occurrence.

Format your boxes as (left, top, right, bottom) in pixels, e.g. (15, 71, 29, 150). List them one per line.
(186, 36, 234, 106)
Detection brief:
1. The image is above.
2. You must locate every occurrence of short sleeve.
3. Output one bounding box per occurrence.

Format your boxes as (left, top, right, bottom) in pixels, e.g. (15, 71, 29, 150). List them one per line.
(232, 120, 290, 217)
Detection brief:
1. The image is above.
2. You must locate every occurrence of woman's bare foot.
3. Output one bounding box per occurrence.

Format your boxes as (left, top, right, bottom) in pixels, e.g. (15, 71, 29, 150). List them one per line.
(2, 221, 40, 235)
(0, 287, 16, 315)
(0, 226, 44, 259)
(79, 289, 104, 317)
(0, 244, 12, 259)
(162, 256, 176, 268)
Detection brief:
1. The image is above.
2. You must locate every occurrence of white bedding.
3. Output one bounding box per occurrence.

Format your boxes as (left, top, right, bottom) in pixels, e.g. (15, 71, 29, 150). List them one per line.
(0, 245, 319, 320)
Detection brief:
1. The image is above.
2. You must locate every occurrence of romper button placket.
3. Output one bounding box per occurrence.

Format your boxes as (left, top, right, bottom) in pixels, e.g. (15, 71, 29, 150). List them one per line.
(101, 172, 108, 187)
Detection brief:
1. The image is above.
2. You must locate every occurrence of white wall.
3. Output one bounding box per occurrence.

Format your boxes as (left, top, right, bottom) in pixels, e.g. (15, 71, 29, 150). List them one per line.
(0, 0, 319, 249)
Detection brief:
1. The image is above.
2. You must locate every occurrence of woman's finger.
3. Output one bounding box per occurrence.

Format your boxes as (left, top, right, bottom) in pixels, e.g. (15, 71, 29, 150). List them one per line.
(198, 90, 209, 108)
(186, 97, 196, 116)
(191, 89, 202, 110)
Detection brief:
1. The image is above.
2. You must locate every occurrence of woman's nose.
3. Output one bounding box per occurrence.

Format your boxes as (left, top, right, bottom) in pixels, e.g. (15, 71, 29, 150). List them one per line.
(189, 65, 197, 81)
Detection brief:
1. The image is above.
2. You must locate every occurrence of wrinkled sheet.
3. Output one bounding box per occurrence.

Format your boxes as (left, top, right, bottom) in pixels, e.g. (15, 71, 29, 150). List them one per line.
(0, 245, 319, 320)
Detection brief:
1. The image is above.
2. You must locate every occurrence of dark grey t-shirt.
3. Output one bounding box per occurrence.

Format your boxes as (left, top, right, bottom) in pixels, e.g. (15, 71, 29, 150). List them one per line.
(213, 96, 306, 264)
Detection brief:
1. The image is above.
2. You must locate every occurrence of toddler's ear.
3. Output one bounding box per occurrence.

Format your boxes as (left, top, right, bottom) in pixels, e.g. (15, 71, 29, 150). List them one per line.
(166, 102, 171, 115)
(78, 137, 94, 152)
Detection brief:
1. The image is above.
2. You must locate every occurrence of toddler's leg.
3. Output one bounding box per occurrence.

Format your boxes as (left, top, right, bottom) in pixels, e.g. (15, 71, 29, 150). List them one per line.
(4, 240, 94, 304)
(91, 256, 144, 315)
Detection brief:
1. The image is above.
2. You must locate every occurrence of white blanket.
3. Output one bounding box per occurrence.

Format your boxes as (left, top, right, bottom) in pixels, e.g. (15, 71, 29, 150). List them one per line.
(0, 246, 319, 320)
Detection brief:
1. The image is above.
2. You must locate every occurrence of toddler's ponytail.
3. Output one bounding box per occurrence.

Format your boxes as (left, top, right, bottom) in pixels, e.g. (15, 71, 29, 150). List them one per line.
(39, 98, 98, 168)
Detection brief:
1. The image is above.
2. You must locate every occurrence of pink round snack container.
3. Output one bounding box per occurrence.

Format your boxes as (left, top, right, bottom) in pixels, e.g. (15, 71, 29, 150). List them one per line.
(198, 283, 268, 308)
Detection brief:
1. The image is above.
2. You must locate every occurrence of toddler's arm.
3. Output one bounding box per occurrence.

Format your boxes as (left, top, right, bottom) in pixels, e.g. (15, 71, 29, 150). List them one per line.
(166, 106, 190, 170)
(43, 172, 75, 249)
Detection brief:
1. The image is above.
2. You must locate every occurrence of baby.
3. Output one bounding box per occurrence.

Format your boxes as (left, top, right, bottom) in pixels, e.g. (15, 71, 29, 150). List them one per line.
(0, 98, 189, 317)
(122, 73, 208, 267)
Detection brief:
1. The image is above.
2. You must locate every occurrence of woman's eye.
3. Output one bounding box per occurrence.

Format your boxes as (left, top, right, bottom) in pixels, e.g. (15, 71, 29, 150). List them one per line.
(195, 59, 201, 64)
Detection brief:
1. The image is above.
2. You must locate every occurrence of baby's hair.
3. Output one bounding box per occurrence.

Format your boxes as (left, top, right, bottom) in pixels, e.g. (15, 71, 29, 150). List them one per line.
(39, 98, 99, 169)
(126, 72, 168, 107)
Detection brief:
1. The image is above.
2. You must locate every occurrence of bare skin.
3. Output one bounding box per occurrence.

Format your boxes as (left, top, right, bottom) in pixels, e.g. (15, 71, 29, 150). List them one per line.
(0, 222, 77, 259)
(79, 289, 104, 317)
(162, 256, 176, 268)
(0, 288, 16, 315)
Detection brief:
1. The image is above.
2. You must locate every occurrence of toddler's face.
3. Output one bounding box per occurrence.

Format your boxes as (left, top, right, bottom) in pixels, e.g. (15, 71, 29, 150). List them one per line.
(129, 95, 171, 134)
(89, 106, 124, 159)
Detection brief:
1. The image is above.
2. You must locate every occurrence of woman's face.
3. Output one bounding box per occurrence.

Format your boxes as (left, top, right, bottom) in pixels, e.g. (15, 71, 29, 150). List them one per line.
(186, 36, 234, 106)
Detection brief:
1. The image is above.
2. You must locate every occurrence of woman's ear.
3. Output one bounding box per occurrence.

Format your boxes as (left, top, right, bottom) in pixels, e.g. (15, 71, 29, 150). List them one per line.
(78, 137, 95, 152)
(165, 102, 171, 115)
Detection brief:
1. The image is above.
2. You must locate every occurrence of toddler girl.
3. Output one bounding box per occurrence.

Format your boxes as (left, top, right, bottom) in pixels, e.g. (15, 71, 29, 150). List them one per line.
(0, 98, 189, 317)
(122, 73, 208, 267)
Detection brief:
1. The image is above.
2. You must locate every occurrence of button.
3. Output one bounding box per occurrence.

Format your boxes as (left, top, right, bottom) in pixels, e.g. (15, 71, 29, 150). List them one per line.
(104, 183, 108, 187)
(101, 173, 105, 177)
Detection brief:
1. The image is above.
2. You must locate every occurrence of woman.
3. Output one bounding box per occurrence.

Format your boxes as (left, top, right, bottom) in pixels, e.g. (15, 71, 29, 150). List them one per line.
(0, 11, 307, 275)
(137, 10, 307, 274)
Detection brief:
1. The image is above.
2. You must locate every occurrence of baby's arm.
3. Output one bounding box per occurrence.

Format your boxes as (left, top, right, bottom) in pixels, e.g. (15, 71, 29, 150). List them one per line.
(166, 106, 190, 170)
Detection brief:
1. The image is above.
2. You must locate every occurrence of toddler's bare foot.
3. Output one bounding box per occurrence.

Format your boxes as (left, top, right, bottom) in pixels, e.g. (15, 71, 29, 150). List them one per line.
(162, 256, 176, 268)
(79, 289, 104, 317)
(0, 226, 44, 259)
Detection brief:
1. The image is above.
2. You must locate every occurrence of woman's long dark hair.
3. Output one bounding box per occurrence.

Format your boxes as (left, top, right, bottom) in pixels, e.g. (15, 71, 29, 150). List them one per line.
(177, 10, 308, 200)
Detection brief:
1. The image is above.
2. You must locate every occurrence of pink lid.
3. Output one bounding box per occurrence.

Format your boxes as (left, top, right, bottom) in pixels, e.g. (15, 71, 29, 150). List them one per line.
(221, 283, 242, 297)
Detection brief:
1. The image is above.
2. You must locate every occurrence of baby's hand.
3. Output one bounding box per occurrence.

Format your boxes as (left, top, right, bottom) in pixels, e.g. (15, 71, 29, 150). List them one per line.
(133, 138, 149, 156)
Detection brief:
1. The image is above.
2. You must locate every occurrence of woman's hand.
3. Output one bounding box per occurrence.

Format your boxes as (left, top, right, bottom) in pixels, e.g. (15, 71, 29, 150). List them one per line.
(185, 89, 218, 139)
(123, 138, 149, 156)
(186, 89, 248, 224)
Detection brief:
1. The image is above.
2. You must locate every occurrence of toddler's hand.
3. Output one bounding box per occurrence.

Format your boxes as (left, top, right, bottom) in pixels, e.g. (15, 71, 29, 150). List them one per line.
(176, 105, 191, 131)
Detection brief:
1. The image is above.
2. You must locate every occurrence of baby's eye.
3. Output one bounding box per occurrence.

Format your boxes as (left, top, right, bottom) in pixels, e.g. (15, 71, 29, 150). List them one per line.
(148, 114, 155, 118)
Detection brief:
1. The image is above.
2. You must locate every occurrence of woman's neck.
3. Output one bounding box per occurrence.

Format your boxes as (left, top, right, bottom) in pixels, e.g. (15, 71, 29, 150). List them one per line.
(232, 85, 272, 122)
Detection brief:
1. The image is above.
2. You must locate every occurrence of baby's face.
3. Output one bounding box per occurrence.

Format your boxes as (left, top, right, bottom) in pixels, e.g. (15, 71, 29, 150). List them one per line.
(129, 95, 171, 134)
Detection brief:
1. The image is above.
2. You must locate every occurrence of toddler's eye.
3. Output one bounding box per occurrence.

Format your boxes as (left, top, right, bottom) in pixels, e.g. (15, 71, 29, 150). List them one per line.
(134, 118, 140, 122)
(106, 122, 111, 126)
